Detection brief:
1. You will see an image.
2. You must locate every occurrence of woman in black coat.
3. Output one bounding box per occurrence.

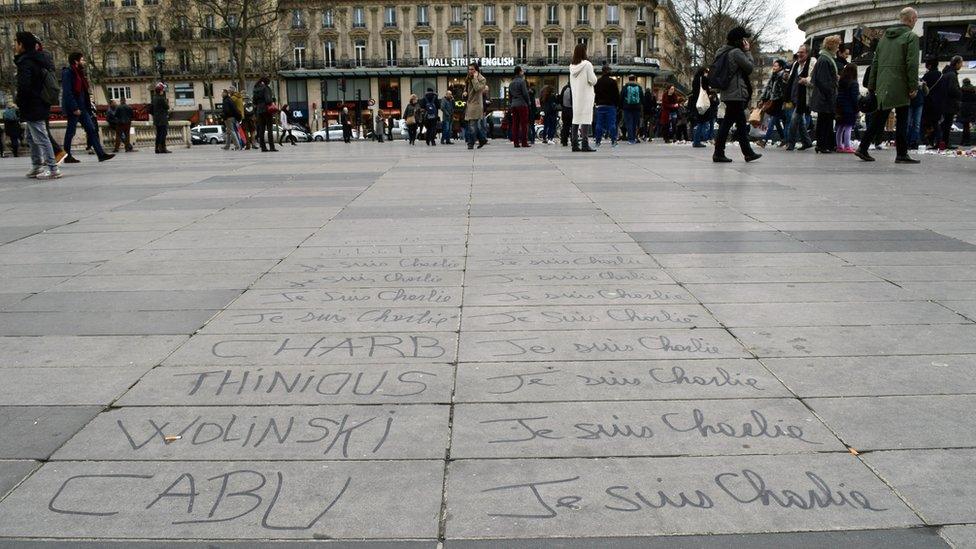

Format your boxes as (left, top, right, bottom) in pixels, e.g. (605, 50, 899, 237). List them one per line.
(809, 35, 841, 153)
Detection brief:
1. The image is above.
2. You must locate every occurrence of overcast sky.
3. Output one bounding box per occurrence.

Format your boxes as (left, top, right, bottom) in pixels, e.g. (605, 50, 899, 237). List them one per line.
(781, 0, 820, 49)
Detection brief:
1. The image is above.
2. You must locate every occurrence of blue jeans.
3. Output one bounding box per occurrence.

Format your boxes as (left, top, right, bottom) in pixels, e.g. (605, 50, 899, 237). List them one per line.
(763, 111, 787, 142)
(907, 104, 923, 147)
(543, 111, 558, 140)
(26, 120, 55, 169)
(788, 109, 812, 147)
(692, 120, 712, 145)
(64, 110, 105, 157)
(466, 119, 486, 146)
(441, 119, 452, 142)
(622, 109, 640, 143)
(593, 105, 618, 144)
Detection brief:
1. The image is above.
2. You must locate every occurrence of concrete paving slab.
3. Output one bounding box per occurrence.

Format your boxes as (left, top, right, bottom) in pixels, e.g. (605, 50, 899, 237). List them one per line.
(866, 450, 976, 525)
(291, 244, 467, 258)
(941, 525, 976, 548)
(0, 460, 443, 539)
(272, 257, 465, 273)
(666, 266, 879, 284)
(685, 282, 913, 303)
(165, 333, 458, 366)
(462, 285, 690, 307)
(731, 325, 976, 357)
(706, 301, 969, 327)
(461, 305, 717, 331)
(0, 336, 186, 368)
(0, 541, 438, 548)
(0, 406, 102, 459)
(762, 355, 976, 397)
(53, 405, 449, 461)
(0, 366, 152, 406)
(0, 310, 218, 336)
(464, 269, 674, 286)
(4, 289, 242, 312)
(253, 271, 465, 289)
(445, 454, 921, 538)
(228, 288, 460, 309)
(0, 461, 39, 499)
(466, 255, 660, 270)
(117, 364, 454, 406)
(454, 360, 788, 402)
(451, 399, 841, 458)
(459, 329, 749, 362)
(808, 395, 976, 450)
(202, 307, 459, 333)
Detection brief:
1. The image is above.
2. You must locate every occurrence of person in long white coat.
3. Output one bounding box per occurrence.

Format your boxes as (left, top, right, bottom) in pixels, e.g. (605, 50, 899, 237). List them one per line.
(569, 43, 598, 152)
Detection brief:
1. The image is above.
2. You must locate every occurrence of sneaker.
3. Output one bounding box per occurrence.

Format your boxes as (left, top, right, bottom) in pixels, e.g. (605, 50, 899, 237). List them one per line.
(55, 151, 67, 164)
(26, 166, 43, 178)
(35, 167, 62, 180)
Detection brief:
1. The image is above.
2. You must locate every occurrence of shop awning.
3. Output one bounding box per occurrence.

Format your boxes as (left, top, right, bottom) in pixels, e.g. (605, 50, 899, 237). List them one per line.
(280, 65, 670, 79)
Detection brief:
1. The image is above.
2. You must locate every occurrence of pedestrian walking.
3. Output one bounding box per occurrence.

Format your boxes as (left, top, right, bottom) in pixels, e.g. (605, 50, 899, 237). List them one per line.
(785, 44, 814, 151)
(2, 103, 22, 158)
(404, 94, 419, 145)
(508, 66, 531, 147)
(756, 60, 788, 148)
(593, 65, 620, 148)
(463, 63, 489, 150)
(855, 7, 921, 163)
(835, 63, 860, 153)
(619, 75, 643, 145)
(221, 89, 241, 150)
(60, 52, 113, 163)
(115, 97, 135, 152)
(657, 86, 681, 143)
(13, 32, 60, 179)
(690, 67, 713, 148)
(960, 78, 975, 147)
(811, 35, 841, 153)
(422, 88, 439, 146)
(253, 76, 278, 152)
(938, 56, 963, 150)
(340, 107, 352, 143)
(711, 26, 762, 163)
(569, 43, 597, 152)
(440, 91, 455, 144)
(922, 58, 944, 147)
(278, 104, 298, 146)
(369, 99, 385, 143)
(151, 82, 171, 154)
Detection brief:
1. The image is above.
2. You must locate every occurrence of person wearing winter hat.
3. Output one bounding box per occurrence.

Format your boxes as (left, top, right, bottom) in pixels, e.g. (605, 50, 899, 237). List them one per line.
(712, 26, 761, 163)
(14, 32, 62, 178)
(151, 82, 171, 153)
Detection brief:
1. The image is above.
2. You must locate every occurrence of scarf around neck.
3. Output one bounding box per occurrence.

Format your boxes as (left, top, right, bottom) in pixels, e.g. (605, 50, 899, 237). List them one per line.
(71, 64, 89, 96)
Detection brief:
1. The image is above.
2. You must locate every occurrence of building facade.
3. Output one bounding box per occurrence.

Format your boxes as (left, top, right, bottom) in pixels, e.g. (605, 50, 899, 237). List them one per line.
(1, 0, 692, 124)
(797, 0, 975, 80)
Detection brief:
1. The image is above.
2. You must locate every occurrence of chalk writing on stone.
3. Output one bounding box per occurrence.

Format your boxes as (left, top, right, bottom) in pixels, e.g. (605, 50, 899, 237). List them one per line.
(210, 335, 447, 360)
(174, 368, 438, 399)
(47, 469, 351, 529)
(481, 470, 887, 519)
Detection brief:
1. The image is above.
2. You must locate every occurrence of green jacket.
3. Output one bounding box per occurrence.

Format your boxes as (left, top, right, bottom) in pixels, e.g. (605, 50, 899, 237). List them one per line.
(867, 25, 920, 110)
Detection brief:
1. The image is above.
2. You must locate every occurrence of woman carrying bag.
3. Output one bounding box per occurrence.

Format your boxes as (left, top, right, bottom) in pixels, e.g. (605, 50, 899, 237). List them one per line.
(404, 94, 419, 145)
(809, 35, 842, 153)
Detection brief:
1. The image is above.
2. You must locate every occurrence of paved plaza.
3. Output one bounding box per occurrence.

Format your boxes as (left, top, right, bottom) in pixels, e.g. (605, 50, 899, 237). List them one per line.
(0, 141, 975, 548)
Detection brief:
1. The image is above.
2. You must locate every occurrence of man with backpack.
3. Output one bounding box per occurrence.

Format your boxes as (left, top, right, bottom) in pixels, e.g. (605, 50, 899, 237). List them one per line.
(14, 32, 60, 179)
(61, 52, 113, 163)
(620, 74, 643, 145)
(710, 26, 762, 163)
(221, 89, 242, 150)
(422, 88, 439, 146)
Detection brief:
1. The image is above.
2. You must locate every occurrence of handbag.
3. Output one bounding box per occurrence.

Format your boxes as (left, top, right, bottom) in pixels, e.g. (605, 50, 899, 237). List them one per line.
(695, 87, 710, 115)
(267, 102, 280, 115)
(760, 100, 774, 113)
(858, 92, 877, 114)
(748, 107, 763, 127)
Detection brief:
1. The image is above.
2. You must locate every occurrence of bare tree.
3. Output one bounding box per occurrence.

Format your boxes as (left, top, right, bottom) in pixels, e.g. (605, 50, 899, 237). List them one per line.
(672, 0, 786, 67)
(170, 0, 278, 91)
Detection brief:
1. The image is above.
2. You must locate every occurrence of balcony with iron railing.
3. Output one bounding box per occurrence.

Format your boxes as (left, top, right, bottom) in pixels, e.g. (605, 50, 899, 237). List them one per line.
(278, 53, 654, 72)
(100, 30, 162, 43)
(0, 1, 78, 15)
(169, 27, 194, 41)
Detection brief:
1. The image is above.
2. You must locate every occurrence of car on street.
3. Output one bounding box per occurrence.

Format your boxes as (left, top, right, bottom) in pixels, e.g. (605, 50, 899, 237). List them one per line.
(271, 126, 312, 142)
(190, 125, 225, 145)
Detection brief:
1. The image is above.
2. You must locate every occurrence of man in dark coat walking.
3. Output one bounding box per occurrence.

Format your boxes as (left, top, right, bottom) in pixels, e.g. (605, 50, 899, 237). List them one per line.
(14, 32, 60, 179)
(252, 76, 278, 152)
(61, 52, 113, 163)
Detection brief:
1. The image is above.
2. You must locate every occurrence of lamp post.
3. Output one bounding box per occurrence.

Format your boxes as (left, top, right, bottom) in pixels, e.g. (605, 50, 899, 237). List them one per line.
(153, 38, 166, 82)
(462, 7, 473, 60)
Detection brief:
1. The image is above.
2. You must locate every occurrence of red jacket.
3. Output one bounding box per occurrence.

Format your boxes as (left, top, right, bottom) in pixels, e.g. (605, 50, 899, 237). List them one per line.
(659, 93, 681, 125)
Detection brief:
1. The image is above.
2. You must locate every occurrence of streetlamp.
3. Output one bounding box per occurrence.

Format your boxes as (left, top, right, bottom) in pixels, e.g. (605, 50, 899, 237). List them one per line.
(462, 7, 474, 60)
(153, 38, 166, 82)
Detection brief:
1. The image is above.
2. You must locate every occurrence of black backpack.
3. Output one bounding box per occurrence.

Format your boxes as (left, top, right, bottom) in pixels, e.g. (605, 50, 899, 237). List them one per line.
(707, 49, 734, 90)
(424, 98, 438, 119)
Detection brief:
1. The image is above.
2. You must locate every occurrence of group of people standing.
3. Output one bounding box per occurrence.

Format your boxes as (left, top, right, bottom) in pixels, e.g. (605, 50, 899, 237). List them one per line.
(729, 6, 971, 164)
